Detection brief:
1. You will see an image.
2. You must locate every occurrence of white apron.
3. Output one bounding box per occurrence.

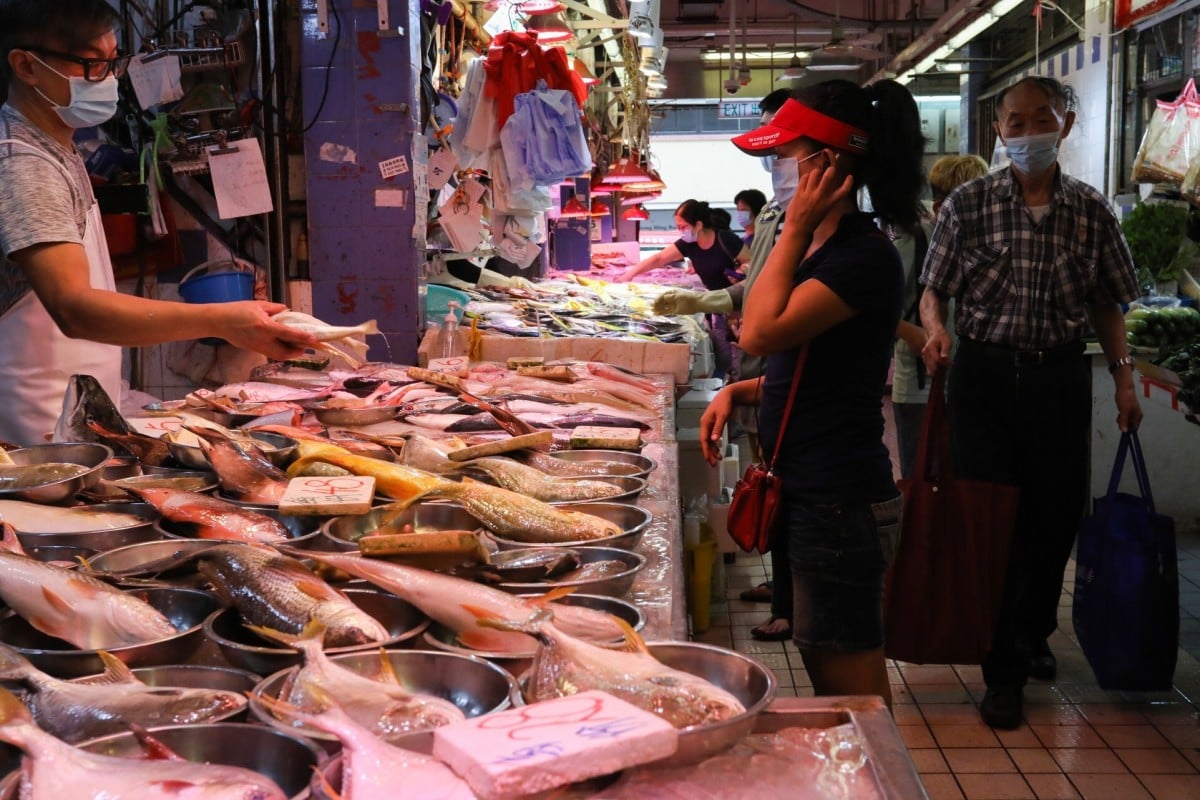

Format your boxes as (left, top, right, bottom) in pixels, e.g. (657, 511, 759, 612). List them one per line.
(0, 140, 122, 445)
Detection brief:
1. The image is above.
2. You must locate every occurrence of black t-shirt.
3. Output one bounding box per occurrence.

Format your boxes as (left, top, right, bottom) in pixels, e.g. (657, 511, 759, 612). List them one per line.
(757, 213, 904, 503)
(675, 230, 744, 291)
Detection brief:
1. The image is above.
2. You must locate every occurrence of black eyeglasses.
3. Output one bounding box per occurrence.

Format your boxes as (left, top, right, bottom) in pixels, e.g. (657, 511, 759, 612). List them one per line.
(19, 46, 133, 82)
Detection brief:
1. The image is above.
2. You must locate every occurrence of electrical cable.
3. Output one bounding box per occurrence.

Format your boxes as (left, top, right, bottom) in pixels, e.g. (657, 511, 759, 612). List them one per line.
(302, 0, 341, 133)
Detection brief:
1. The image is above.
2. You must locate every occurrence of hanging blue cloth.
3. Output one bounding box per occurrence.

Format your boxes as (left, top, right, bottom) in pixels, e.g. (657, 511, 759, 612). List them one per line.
(499, 79, 590, 192)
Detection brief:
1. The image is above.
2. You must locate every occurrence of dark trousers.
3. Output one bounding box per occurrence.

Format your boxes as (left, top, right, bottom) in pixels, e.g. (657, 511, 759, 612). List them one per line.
(708, 313, 734, 382)
(948, 343, 1091, 688)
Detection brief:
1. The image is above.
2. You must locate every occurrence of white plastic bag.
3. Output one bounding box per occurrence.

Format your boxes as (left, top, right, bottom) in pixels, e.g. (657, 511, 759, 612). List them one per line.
(1133, 78, 1199, 185)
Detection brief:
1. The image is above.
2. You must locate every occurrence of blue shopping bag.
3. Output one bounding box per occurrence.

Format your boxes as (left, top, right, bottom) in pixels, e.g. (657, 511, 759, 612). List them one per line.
(1073, 430, 1178, 691)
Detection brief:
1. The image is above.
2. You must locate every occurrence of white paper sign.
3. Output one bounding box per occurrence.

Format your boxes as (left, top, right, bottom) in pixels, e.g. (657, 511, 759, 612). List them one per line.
(379, 154, 410, 179)
(127, 54, 183, 109)
(208, 140, 275, 219)
(127, 416, 185, 437)
(279, 475, 376, 516)
(428, 148, 457, 191)
(375, 188, 407, 208)
(438, 184, 484, 252)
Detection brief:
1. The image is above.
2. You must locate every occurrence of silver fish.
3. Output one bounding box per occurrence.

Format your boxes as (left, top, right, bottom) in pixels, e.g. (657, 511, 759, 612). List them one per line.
(195, 544, 389, 647)
(251, 622, 464, 740)
(0, 686, 287, 800)
(51, 374, 132, 445)
(0, 524, 177, 650)
(482, 612, 746, 729)
(446, 457, 624, 503)
(516, 449, 640, 478)
(0, 643, 245, 743)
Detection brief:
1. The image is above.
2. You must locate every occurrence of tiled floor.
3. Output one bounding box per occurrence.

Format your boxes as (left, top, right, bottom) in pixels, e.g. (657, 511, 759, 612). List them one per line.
(694, 530, 1200, 799)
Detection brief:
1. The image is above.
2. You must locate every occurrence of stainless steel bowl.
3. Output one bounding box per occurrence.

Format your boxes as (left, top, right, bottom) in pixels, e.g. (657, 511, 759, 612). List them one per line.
(156, 506, 322, 547)
(86, 538, 234, 578)
(100, 455, 141, 481)
(311, 401, 399, 427)
(648, 642, 776, 766)
(204, 587, 430, 676)
(22, 544, 96, 566)
(0, 443, 113, 504)
(113, 471, 218, 494)
(11, 502, 161, 552)
(78, 723, 324, 799)
(166, 431, 298, 470)
(69, 664, 259, 724)
(487, 502, 651, 551)
(547, 449, 658, 479)
(549, 475, 648, 505)
(249, 648, 519, 745)
(319, 504, 483, 552)
(0, 587, 222, 678)
(494, 546, 646, 597)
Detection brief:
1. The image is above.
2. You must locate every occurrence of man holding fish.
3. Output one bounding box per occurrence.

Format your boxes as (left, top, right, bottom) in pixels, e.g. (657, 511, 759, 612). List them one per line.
(0, 0, 319, 445)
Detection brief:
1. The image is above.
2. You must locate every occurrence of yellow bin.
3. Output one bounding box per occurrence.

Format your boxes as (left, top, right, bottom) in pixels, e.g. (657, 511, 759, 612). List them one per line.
(685, 537, 718, 634)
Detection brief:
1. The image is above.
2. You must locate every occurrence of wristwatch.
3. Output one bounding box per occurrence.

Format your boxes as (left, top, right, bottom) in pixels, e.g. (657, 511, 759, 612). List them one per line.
(1108, 355, 1136, 374)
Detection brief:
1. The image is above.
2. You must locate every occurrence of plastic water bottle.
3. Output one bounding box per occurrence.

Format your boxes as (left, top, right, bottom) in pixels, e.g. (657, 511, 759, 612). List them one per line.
(440, 301, 461, 359)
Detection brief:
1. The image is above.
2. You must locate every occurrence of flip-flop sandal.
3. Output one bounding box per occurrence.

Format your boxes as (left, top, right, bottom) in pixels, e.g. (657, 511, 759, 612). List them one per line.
(739, 581, 773, 602)
(750, 618, 792, 641)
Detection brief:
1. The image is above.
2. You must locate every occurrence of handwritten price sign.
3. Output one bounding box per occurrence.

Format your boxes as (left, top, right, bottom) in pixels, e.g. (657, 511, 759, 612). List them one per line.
(128, 416, 185, 437)
(279, 475, 375, 516)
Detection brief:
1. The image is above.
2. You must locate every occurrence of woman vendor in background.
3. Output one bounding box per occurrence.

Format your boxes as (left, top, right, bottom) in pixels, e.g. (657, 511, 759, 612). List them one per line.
(618, 199, 749, 381)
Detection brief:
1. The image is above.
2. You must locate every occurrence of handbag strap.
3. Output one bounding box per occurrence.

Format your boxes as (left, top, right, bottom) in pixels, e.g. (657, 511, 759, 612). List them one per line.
(1108, 430, 1156, 512)
(763, 343, 810, 472)
(912, 366, 952, 482)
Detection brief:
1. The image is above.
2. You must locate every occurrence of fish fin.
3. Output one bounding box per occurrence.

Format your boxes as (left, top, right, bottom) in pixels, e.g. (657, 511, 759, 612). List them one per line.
(466, 604, 554, 635)
(97, 651, 139, 684)
(376, 647, 402, 685)
(0, 686, 32, 726)
(244, 619, 326, 649)
(459, 629, 508, 649)
(358, 319, 380, 336)
(250, 689, 308, 726)
(40, 586, 73, 614)
(612, 617, 650, 654)
(0, 644, 32, 683)
(130, 723, 185, 760)
(527, 586, 577, 606)
(295, 578, 336, 600)
(311, 765, 343, 800)
(0, 523, 24, 555)
(74, 553, 96, 572)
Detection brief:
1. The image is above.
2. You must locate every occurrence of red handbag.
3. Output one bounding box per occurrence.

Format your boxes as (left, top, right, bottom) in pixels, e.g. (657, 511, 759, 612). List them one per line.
(726, 345, 808, 554)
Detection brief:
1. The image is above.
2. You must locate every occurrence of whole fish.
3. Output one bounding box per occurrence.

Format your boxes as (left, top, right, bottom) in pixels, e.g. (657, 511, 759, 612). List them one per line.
(444, 457, 623, 503)
(85, 419, 172, 466)
(585, 362, 661, 394)
(195, 544, 389, 647)
(51, 374, 131, 444)
(385, 479, 622, 543)
(481, 612, 746, 729)
(255, 686, 474, 800)
(251, 622, 464, 739)
(0, 685, 287, 800)
(554, 560, 630, 583)
(397, 434, 460, 472)
(293, 550, 625, 652)
(0, 462, 89, 490)
(0, 643, 245, 743)
(286, 444, 450, 500)
(187, 426, 288, 504)
(0, 524, 177, 649)
(551, 412, 651, 431)
(272, 311, 378, 368)
(516, 449, 640, 478)
(122, 486, 288, 542)
(0, 498, 149, 533)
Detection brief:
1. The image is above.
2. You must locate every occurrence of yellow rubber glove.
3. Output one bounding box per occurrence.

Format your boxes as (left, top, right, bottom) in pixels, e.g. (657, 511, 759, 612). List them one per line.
(653, 289, 734, 315)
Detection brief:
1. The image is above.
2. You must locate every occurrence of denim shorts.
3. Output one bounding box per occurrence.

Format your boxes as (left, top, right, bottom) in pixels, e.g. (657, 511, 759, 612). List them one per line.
(787, 493, 903, 652)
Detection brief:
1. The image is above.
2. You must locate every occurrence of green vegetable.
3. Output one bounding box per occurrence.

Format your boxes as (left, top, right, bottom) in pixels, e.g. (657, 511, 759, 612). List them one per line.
(1122, 202, 1190, 284)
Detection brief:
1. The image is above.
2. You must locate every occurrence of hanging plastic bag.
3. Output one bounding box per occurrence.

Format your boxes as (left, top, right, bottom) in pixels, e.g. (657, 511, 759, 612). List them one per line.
(1133, 78, 1199, 185)
(498, 79, 590, 192)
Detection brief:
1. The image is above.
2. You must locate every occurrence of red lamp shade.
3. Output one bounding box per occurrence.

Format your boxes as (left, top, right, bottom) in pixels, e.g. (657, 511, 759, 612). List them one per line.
(559, 195, 590, 217)
(604, 157, 652, 184)
(519, 0, 565, 13)
(526, 13, 574, 44)
(589, 198, 610, 216)
(621, 204, 650, 221)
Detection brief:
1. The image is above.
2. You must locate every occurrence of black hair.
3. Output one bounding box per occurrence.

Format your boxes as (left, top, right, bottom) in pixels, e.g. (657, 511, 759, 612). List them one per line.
(760, 89, 792, 116)
(993, 75, 1078, 118)
(793, 79, 927, 232)
(675, 199, 720, 230)
(0, 0, 119, 87)
(734, 189, 767, 217)
(710, 208, 732, 231)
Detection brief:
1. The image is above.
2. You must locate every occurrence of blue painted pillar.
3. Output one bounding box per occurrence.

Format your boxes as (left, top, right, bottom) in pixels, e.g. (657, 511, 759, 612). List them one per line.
(300, 0, 422, 363)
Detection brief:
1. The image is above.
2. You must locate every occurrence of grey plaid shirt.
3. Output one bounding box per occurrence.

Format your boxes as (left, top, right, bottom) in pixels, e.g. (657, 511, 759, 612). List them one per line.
(920, 167, 1138, 350)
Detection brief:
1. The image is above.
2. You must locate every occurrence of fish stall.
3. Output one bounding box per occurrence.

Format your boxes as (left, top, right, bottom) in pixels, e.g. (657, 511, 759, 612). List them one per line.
(0, 341, 924, 797)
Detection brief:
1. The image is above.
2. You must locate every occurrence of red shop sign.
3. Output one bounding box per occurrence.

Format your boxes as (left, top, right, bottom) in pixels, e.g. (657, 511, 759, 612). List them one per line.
(1115, 0, 1183, 30)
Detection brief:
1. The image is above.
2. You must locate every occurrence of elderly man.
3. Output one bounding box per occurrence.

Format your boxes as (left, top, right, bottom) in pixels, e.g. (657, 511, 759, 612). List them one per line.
(919, 76, 1141, 729)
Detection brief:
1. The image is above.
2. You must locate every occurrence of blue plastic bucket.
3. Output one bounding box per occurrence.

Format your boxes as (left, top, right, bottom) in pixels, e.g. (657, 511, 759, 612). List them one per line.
(426, 283, 469, 323)
(179, 262, 255, 304)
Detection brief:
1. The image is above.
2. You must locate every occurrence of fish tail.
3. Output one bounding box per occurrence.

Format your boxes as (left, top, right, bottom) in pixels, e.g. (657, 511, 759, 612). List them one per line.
(0, 644, 33, 683)
(0, 686, 32, 729)
(612, 617, 650, 654)
(526, 586, 578, 606)
(250, 689, 309, 726)
(466, 604, 554, 637)
(130, 724, 184, 760)
(97, 651, 138, 684)
(0, 523, 23, 555)
(311, 764, 344, 800)
(376, 647, 403, 685)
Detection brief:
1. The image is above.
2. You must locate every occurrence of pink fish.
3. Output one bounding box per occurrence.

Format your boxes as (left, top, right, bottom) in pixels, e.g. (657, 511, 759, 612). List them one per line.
(122, 487, 288, 542)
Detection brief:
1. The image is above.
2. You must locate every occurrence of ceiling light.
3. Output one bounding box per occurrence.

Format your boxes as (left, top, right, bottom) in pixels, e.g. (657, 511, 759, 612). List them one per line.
(620, 191, 661, 204)
(573, 57, 599, 86)
(604, 156, 652, 184)
(519, 0, 564, 13)
(526, 13, 574, 44)
(622, 204, 650, 221)
(627, 0, 660, 45)
(589, 198, 610, 216)
(937, 61, 966, 72)
(778, 56, 807, 81)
